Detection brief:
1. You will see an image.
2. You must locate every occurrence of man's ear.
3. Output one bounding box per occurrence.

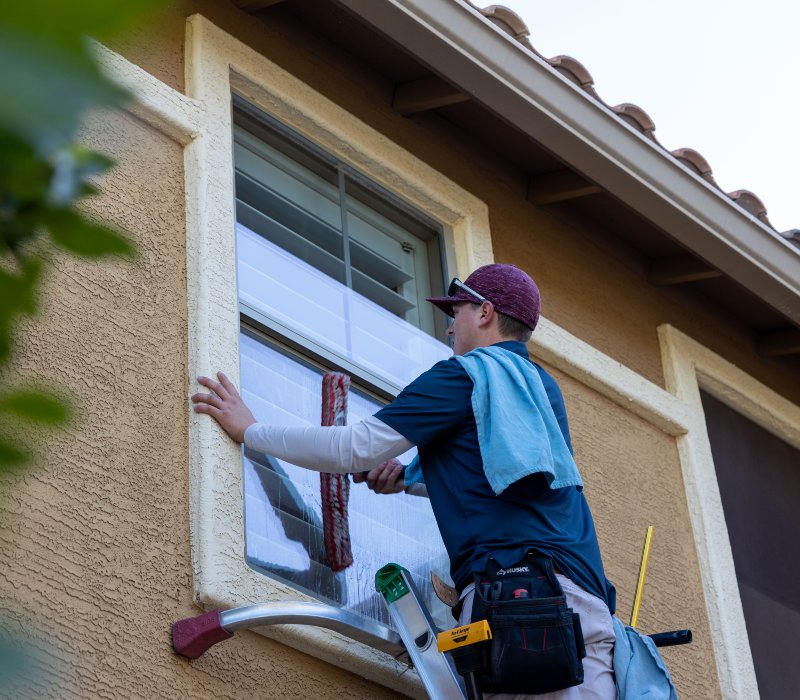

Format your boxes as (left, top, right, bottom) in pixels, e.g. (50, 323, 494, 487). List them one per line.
(477, 301, 495, 327)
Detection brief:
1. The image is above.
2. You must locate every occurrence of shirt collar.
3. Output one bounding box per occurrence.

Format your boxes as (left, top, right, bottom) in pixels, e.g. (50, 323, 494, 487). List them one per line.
(492, 340, 529, 359)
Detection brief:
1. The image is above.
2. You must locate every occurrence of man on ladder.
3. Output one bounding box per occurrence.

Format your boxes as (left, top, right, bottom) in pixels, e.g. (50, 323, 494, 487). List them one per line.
(193, 264, 617, 698)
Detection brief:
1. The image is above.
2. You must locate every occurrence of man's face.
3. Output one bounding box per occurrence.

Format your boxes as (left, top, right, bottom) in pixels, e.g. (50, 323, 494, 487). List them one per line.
(447, 301, 482, 355)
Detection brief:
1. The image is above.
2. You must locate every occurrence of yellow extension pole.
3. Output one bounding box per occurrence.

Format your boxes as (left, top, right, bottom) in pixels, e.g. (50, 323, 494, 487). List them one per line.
(629, 525, 654, 629)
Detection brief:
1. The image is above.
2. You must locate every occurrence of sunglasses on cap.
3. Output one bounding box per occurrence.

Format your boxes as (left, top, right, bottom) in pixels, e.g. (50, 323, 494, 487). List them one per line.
(448, 277, 489, 304)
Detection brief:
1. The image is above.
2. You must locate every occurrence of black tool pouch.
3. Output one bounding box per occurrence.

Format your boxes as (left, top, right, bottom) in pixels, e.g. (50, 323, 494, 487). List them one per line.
(471, 554, 586, 695)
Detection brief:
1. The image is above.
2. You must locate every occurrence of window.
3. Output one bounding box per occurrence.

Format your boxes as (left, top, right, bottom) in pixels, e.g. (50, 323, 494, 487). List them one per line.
(233, 100, 453, 630)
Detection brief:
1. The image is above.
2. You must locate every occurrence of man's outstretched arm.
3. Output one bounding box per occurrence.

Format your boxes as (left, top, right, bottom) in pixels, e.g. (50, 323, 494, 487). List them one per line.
(192, 372, 414, 474)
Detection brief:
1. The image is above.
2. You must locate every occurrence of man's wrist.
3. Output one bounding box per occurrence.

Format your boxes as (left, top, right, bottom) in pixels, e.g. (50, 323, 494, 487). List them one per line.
(241, 420, 259, 445)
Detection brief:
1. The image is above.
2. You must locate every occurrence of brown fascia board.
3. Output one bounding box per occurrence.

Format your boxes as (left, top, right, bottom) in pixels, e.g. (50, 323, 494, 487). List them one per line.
(333, 0, 800, 326)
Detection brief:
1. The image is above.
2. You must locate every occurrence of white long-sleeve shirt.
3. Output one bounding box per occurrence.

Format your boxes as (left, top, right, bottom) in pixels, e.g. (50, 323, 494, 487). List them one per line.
(243, 416, 428, 496)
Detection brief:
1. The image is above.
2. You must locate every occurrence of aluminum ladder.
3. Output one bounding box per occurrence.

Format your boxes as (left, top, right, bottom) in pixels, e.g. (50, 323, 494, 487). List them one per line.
(172, 563, 467, 700)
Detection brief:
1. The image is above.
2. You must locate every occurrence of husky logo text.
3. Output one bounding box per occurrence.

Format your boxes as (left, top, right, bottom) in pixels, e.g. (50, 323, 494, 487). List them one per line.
(495, 565, 530, 576)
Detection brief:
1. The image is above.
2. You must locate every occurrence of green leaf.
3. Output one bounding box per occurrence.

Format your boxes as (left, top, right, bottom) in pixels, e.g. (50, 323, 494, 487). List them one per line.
(77, 182, 101, 198)
(0, 131, 52, 201)
(0, 211, 44, 254)
(0, 438, 28, 468)
(0, 391, 70, 424)
(0, 260, 42, 360)
(0, 258, 42, 321)
(44, 208, 134, 258)
(0, 335, 10, 368)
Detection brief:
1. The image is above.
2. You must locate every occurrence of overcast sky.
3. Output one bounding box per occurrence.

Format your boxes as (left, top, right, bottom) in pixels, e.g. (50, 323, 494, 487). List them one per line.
(508, 0, 798, 234)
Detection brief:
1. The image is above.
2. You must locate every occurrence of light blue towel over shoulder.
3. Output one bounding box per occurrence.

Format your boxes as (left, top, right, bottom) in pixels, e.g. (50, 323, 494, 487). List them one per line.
(455, 346, 583, 495)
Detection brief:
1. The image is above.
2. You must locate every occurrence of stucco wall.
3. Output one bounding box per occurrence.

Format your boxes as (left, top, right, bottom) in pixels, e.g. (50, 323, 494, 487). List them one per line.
(0, 109, 395, 699)
(2, 2, 798, 699)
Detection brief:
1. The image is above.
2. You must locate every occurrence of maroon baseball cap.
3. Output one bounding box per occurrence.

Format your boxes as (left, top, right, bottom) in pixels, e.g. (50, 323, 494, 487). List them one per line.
(426, 263, 541, 330)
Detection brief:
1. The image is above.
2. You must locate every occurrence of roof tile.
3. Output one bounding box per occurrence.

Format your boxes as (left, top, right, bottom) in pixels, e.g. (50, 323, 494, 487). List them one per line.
(728, 190, 771, 226)
(611, 103, 657, 141)
(671, 148, 716, 184)
(475, 3, 537, 52)
(547, 55, 600, 99)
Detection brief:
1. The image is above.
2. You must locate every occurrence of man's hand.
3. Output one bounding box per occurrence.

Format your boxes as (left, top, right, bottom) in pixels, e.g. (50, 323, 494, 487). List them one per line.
(191, 372, 256, 444)
(353, 458, 406, 495)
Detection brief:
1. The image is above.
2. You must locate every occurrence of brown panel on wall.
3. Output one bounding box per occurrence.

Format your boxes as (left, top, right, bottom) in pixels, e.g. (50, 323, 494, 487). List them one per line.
(544, 363, 722, 699)
(0, 110, 396, 699)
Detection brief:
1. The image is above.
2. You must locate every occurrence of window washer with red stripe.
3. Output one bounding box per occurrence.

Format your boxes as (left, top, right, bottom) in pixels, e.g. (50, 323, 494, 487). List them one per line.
(193, 263, 616, 698)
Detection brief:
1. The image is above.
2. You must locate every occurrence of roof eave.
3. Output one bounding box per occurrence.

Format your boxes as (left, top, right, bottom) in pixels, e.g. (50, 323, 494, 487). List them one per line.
(334, 0, 800, 325)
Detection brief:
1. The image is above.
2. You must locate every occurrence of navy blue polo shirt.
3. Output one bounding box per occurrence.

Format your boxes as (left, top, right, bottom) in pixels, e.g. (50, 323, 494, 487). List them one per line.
(375, 341, 616, 612)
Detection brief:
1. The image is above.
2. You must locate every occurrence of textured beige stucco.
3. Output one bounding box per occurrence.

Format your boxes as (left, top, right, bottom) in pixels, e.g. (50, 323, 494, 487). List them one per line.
(2, 3, 798, 699)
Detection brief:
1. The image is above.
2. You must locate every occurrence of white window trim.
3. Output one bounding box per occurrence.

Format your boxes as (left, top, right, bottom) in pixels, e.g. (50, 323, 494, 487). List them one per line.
(96, 18, 799, 698)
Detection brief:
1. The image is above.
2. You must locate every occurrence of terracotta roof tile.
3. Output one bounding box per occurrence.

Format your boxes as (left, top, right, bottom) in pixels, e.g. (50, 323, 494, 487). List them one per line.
(671, 148, 717, 185)
(728, 190, 771, 226)
(546, 55, 600, 99)
(468, 2, 794, 235)
(611, 103, 657, 141)
(475, 4, 536, 51)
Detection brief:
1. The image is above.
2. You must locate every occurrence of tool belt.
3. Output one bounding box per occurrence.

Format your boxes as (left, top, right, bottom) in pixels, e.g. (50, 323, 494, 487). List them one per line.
(470, 553, 586, 695)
